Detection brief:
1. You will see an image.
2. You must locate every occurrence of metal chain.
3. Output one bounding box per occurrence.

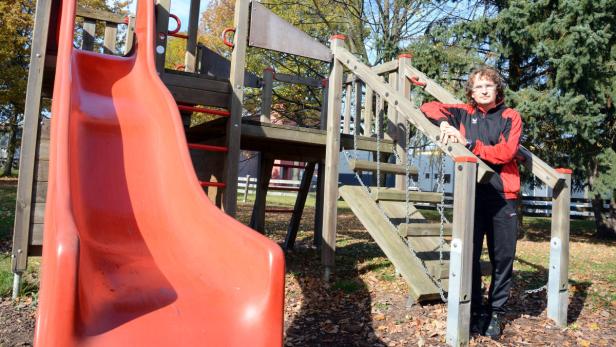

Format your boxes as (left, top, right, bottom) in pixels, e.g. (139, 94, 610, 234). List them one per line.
(524, 284, 547, 294)
(341, 147, 448, 302)
(436, 152, 447, 266)
(376, 98, 381, 190)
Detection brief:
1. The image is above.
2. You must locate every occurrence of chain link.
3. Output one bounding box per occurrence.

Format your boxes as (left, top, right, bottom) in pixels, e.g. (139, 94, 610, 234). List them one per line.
(524, 284, 547, 294)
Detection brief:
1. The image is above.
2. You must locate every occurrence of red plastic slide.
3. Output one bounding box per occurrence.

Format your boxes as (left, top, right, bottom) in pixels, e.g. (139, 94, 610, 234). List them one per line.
(34, 0, 285, 345)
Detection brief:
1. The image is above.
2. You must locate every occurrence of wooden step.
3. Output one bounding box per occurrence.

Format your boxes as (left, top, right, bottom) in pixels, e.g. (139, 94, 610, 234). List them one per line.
(378, 200, 426, 223)
(398, 223, 453, 237)
(371, 188, 443, 203)
(348, 159, 418, 176)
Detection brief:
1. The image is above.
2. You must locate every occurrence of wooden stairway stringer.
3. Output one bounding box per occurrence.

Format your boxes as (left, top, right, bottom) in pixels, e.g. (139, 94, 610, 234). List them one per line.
(339, 185, 443, 302)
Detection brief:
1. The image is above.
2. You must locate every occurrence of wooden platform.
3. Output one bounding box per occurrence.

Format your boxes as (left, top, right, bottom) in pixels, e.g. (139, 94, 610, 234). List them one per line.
(187, 119, 396, 161)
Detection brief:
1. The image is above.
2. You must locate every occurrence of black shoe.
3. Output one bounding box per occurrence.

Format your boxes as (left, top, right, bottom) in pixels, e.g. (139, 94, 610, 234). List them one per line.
(483, 312, 504, 340)
(470, 310, 489, 335)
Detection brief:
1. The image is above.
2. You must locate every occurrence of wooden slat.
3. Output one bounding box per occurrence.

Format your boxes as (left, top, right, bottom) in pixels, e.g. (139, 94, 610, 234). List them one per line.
(154, 0, 171, 72)
(162, 71, 231, 93)
(103, 23, 118, 54)
(165, 84, 230, 109)
(343, 83, 352, 133)
(34, 160, 49, 182)
(372, 60, 398, 75)
(82, 19, 96, 51)
(12, 0, 52, 274)
(184, 0, 200, 72)
(339, 186, 441, 301)
(37, 138, 49, 160)
(124, 15, 136, 55)
(398, 223, 453, 237)
(370, 188, 443, 203)
(76, 5, 125, 24)
(30, 224, 44, 246)
(333, 46, 495, 184)
(348, 159, 418, 176)
(33, 181, 48, 203)
(364, 86, 373, 135)
(31, 202, 46, 224)
(274, 73, 322, 88)
(378, 200, 425, 222)
(260, 68, 273, 122)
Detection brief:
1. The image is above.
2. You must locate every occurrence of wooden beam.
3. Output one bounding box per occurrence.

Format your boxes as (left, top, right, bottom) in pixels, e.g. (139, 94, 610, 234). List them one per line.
(184, 0, 200, 72)
(332, 46, 495, 184)
(155, 0, 171, 73)
(250, 154, 274, 233)
(348, 159, 418, 176)
(124, 15, 136, 55)
(372, 60, 399, 75)
(398, 223, 452, 237)
(274, 73, 322, 88)
(354, 80, 362, 136)
(284, 162, 316, 249)
(322, 36, 345, 277)
(223, 0, 251, 216)
(446, 159, 477, 346)
(12, 0, 52, 276)
(547, 171, 571, 327)
(364, 86, 374, 136)
(371, 188, 443, 203)
(343, 82, 352, 134)
(76, 5, 125, 24)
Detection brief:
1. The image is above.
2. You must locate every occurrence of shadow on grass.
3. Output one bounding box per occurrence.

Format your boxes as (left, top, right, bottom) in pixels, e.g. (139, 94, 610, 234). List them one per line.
(508, 257, 589, 325)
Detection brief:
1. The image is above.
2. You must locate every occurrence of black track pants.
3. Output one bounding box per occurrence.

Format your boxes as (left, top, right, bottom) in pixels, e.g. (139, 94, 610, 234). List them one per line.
(470, 193, 518, 313)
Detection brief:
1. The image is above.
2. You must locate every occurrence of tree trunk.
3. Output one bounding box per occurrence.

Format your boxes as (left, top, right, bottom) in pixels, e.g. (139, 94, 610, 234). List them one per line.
(592, 194, 616, 239)
(0, 111, 18, 177)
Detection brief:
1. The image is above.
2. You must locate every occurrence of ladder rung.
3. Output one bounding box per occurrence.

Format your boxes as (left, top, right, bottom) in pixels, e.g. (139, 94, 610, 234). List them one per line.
(268, 186, 300, 191)
(348, 159, 418, 175)
(200, 181, 225, 188)
(178, 105, 230, 117)
(265, 209, 295, 213)
(371, 188, 444, 203)
(398, 223, 453, 237)
(188, 143, 228, 152)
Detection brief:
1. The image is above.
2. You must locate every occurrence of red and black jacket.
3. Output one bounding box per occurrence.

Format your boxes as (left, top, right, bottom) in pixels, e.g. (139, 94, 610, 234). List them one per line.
(420, 101, 522, 200)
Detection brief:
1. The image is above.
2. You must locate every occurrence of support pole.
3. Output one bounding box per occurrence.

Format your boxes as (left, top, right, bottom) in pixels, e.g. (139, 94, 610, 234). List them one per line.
(154, 0, 171, 73)
(243, 174, 250, 202)
(353, 80, 362, 136)
(343, 82, 352, 134)
(322, 35, 345, 280)
(261, 67, 274, 123)
(12, 0, 53, 299)
(446, 157, 477, 347)
(250, 154, 274, 233)
(284, 162, 316, 250)
(184, 0, 200, 72)
(396, 54, 412, 190)
(224, 0, 250, 216)
(364, 86, 373, 136)
(547, 168, 571, 327)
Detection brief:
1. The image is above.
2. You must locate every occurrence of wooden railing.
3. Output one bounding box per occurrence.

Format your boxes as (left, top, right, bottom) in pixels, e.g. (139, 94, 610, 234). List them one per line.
(323, 36, 572, 346)
(76, 5, 135, 55)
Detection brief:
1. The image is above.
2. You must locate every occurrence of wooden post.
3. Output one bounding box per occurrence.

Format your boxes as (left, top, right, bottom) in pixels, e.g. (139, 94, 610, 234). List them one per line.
(322, 35, 346, 279)
(343, 81, 352, 134)
(547, 168, 571, 327)
(224, 0, 250, 216)
(395, 54, 413, 190)
(124, 15, 136, 55)
(184, 0, 200, 72)
(155, 0, 172, 73)
(103, 23, 118, 54)
(261, 67, 274, 123)
(446, 157, 477, 347)
(364, 86, 373, 136)
(354, 80, 362, 136)
(284, 162, 316, 250)
(11, 0, 53, 298)
(243, 174, 251, 203)
(319, 78, 328, 127)
(82, 19, 96, 51)
(314, 80, 327, 247)
(250, 155, 274, 233)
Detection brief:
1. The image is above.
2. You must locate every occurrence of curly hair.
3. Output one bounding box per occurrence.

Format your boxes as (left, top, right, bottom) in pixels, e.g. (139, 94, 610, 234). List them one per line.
(465, 66, 505, 108)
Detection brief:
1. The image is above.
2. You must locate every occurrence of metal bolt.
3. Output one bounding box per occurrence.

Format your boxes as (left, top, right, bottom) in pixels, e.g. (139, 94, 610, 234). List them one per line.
(394, 100, 398, 105)
(458, 165, 463, 171)
(156, 45, 165, 54)
(448, 146, 452, 151)
(453, 243, 457, 248)
(385, 92, 389, 97)
(452, 273, 456, 277)
(17, 249, 22, 253)
(36, 53, 41, 58)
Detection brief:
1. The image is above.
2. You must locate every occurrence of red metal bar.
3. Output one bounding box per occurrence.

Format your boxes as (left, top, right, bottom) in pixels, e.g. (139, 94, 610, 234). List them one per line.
(409, 76, 427, 87)
(177, 105, 230, 117)
(168, 14, 181, 34)
(188, 143, 228, 152)
(169, 33, 188, 39)
(272, 163, 306, 169)
(222, 27, 236, 48)
(268, 186, 300, 192)
(265, 209, 295, 213)
(200, 181, 226, 188)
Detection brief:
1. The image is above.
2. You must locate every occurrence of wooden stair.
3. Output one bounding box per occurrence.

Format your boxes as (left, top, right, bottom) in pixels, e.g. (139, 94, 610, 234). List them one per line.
(370, 187, 443, 203)
(339, 185, 450, 302)
(347, 159, 418, 176)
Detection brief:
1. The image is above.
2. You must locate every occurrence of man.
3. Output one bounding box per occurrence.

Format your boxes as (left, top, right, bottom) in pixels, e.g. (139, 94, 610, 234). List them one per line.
(420, 66, 522, 339)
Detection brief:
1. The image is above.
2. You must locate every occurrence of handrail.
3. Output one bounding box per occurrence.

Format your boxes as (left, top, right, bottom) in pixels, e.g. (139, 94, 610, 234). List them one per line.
(331, 44, 495, 184)
(402, 64, 566, 189)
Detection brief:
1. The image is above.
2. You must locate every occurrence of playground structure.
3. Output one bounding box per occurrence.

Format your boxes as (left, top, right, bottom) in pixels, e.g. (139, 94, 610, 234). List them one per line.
(11, 0, 572, 346)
